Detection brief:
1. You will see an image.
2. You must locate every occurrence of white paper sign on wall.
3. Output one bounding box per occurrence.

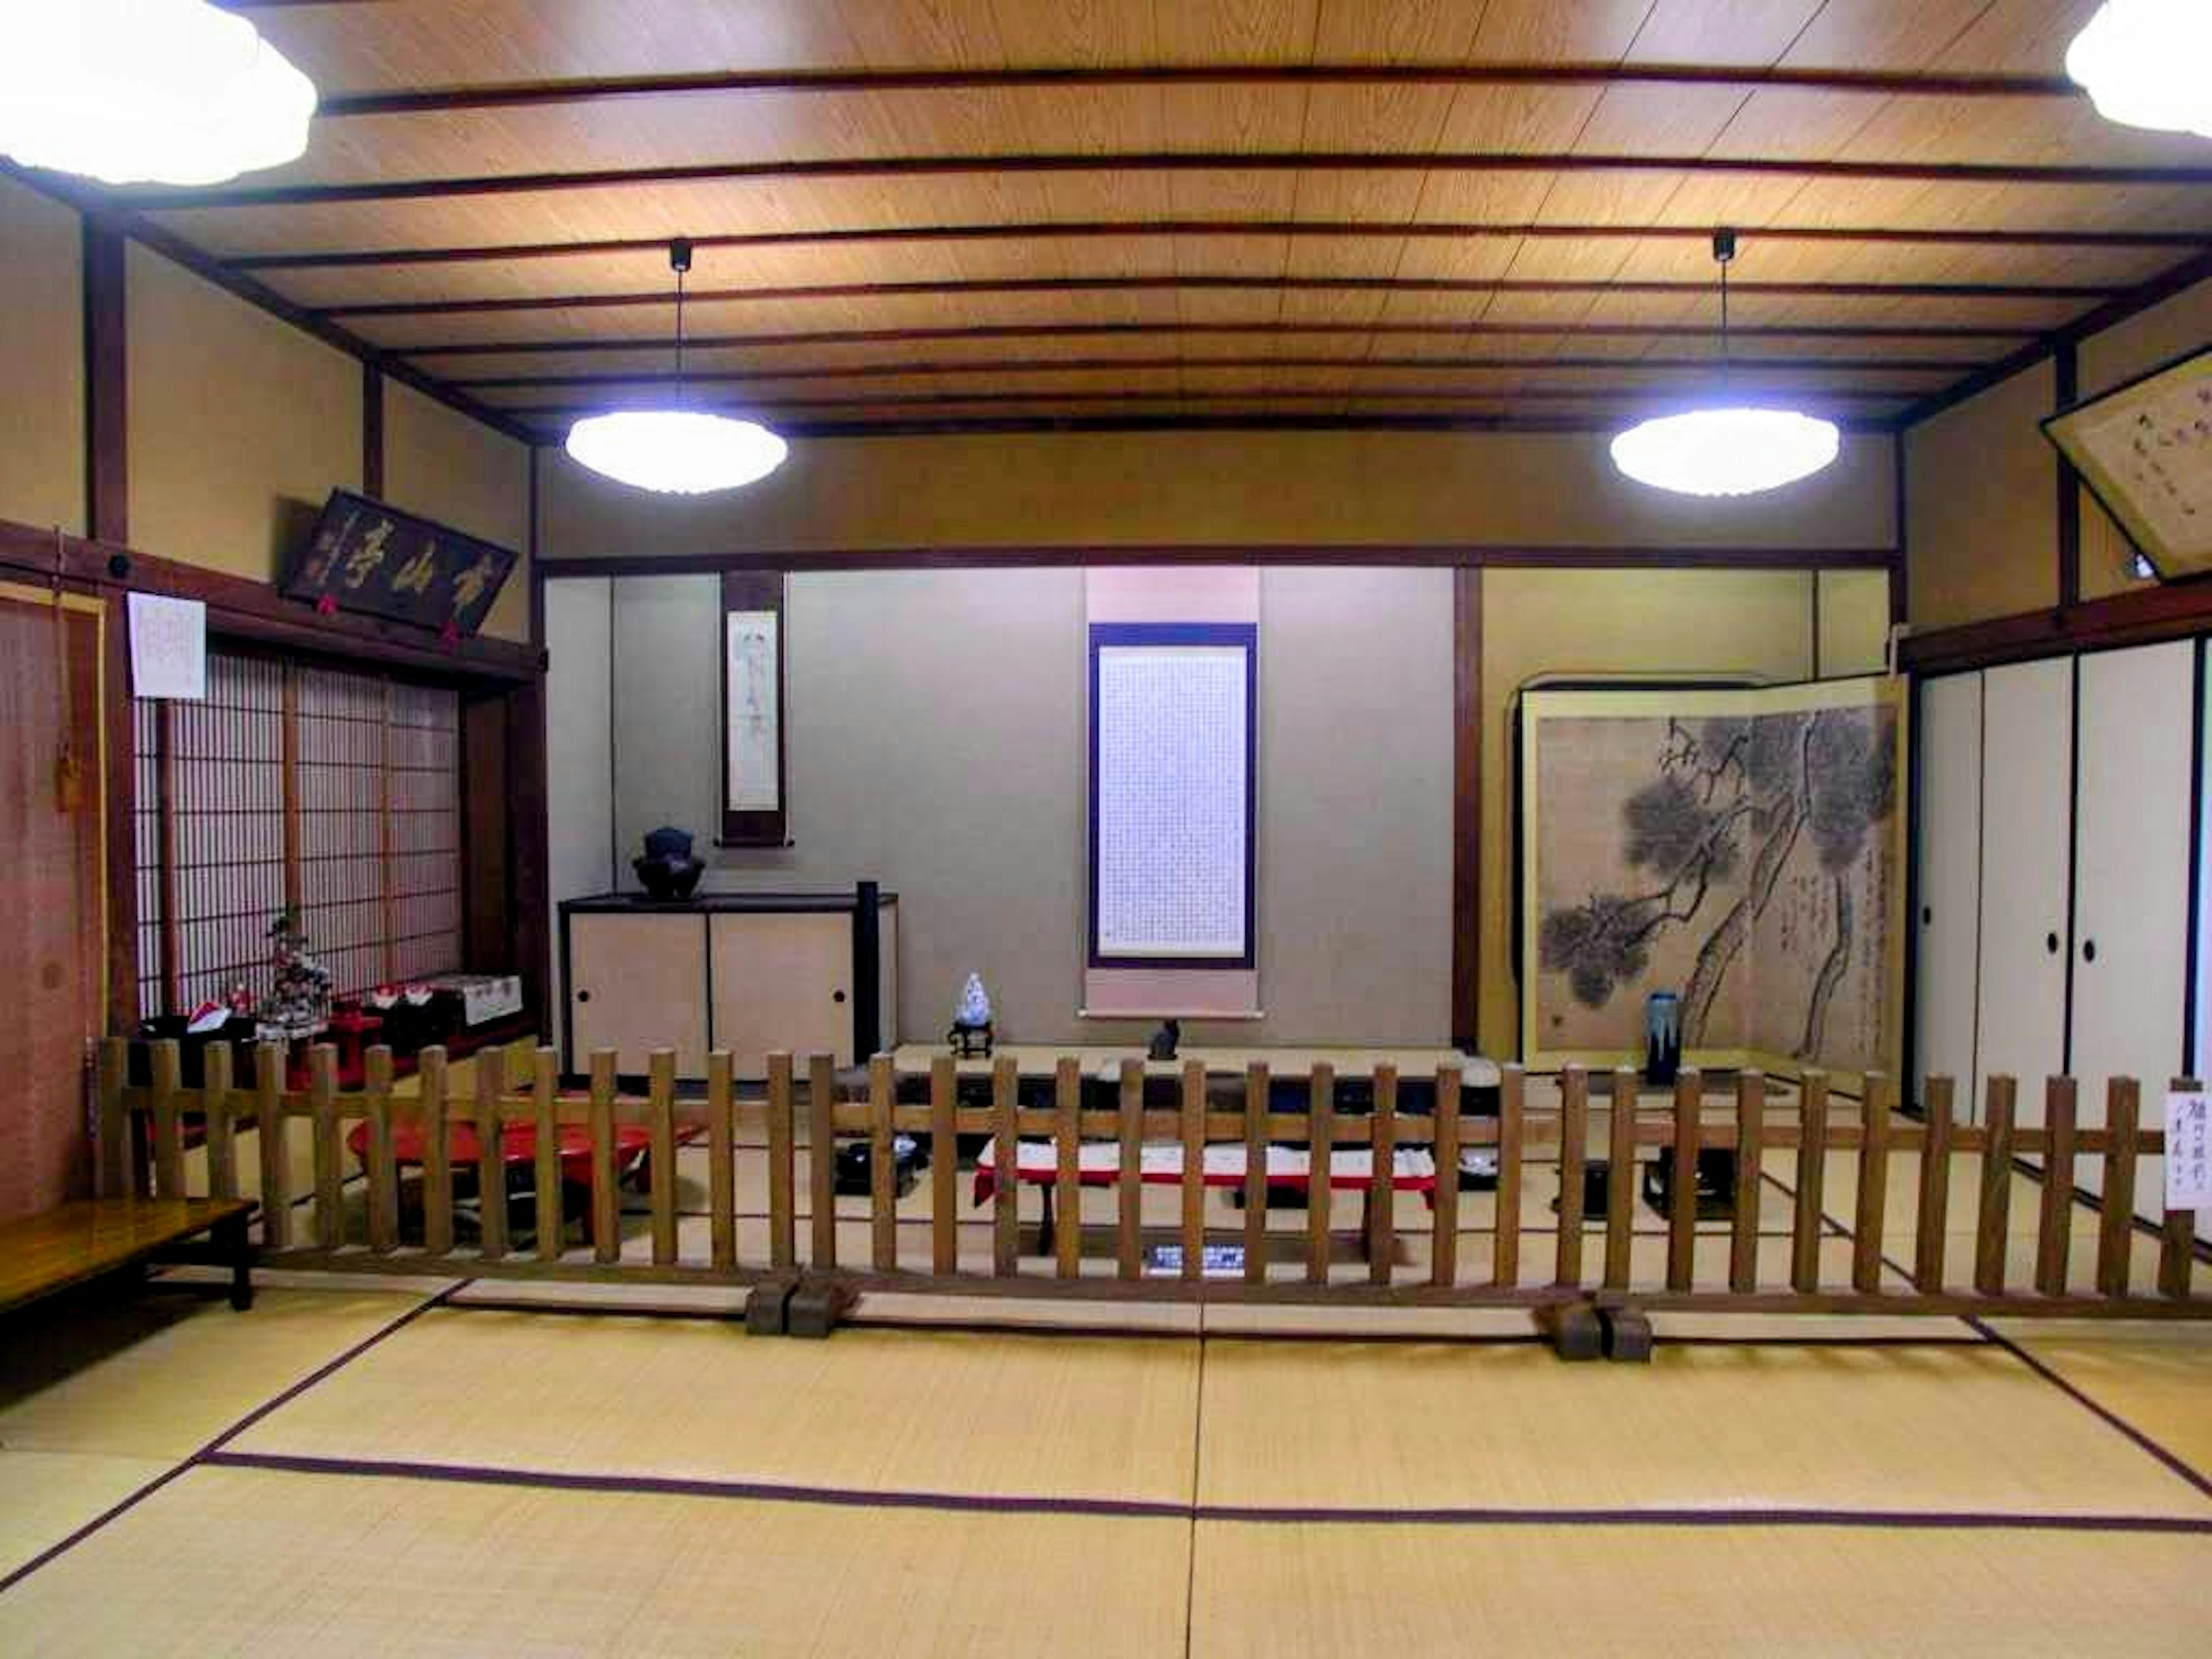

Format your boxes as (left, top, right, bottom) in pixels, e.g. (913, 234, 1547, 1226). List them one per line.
(2166, 1089, 2211, 1210)
(127, 592, 206, 700)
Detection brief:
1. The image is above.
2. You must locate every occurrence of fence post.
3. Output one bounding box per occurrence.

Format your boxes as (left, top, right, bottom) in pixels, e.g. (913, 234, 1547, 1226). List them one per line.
(2033, 1076, 2077, 1296)
(809, 1054, 838, 1270)
(1306, 1062, 1335, 1286)
(312, 1044, 344, 1251)
(1180, 1060, 1205, 1285)
(1555, 1066, 1588, 1287)
(1790, 1070, 1830, 1294)
(365, 1046, 398, 1253)
(150, 1039, 184, 1200)
(766, 1052, 797, 1271)
(587, 1050, 617, 1265)
(708, 1050, 736, 1273)
(1729, 1070, 1763, 1293)
(1432, 1063, 1462, 1290)
(870, 1053, 897, 1273)
(1055, 1056, 1082, 1280)
(1489, 1065, 1521, 1292)
(933, 1055, 960, 1277)
(1975, 1075, 2017, 1297)
(532, 1046, 562, 1261)
(1368, 1065, 1396, 1286)
(421, 1046, 453, 1257)
(1117, 1058, 1144, 1282)
(202, 1041, 238, 1203)
(1851, 1072, 1892, 1293)
(2096, 1077, 2139, 1299)
(1244, 1061, 1268, 1286)
(1666, 1069, 1700, 1293)
(992, 1055, 1018, 1275)
(1913, 1076, 1954, 1292)
(255, 1043, 290, 1249)
(1604, 1066, 1637, 1291)
(646, 1050, 677, 1267)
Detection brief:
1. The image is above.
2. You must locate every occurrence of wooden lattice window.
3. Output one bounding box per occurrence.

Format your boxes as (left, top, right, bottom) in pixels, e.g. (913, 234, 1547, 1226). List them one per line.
(137, 650, 463, 1018)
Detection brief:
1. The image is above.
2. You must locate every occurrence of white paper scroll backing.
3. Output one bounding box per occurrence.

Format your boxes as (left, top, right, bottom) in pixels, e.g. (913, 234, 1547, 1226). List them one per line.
(127, 592, 206, 700)
(2167, 1088, 2210, 1211)
(724, 608, 780, 812)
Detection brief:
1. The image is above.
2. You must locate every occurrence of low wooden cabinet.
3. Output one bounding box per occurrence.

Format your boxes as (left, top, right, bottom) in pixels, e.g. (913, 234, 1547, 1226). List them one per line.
(560, 887, 898, 1080)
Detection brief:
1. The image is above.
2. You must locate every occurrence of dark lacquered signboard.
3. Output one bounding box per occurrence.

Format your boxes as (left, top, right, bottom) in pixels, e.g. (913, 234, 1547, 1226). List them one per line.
(283, 488, 518, 635)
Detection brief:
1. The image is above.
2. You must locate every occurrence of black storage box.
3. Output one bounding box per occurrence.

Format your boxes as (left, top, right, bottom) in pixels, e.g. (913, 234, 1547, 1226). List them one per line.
(128, 1017, 262, 1087)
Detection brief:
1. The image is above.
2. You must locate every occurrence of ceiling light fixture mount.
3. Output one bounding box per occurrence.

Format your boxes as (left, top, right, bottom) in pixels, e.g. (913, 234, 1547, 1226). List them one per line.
(565, 238, 789, 495)
(1609, 228, 1841, 498)
(2066, 1, 2212, 141)
(0, 0, 317, 187)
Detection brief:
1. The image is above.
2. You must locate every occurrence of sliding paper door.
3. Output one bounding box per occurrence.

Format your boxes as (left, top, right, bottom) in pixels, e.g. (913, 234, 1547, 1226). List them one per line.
(1914, 672, 1983, 1120)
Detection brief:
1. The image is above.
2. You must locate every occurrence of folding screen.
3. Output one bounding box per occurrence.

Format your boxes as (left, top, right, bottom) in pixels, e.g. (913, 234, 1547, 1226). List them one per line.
(1520, 676, 1905, 1083)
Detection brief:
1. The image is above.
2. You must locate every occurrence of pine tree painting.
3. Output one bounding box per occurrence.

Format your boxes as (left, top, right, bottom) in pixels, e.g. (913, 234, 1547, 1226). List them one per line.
(1529, 690, 1898, 1070)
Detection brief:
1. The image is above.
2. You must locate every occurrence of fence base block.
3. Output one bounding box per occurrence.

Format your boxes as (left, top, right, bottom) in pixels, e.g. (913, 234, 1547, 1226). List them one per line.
(1600, 1306, 1654, 1363)
(1538, 1300, 1604, 1362)
(786, 1275, 856, 1339)
(744, 1275, 800, 1336)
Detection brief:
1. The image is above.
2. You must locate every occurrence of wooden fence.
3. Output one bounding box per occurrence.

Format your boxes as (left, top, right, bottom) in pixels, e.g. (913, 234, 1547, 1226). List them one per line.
(100, 1039, 2210, 1335)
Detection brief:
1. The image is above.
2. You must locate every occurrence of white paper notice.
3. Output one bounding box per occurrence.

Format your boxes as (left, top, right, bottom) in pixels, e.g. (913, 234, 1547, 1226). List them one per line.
(1094, 642, 1248, 959)
(2167, 1089, 2211, 1210)
(725, 609, 781, 812)
(127, 592, 206, 700)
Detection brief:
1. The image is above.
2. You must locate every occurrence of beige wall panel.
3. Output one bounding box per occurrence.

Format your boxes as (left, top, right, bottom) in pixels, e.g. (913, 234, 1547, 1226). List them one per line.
(1906, 359, 2058, 631)
(2077, 274, 2212, 602)
(0, 178, 84, 536)
(126, 244, 359, 579)
(541, 429, 1897, 561)
(382, 381, 533, 642)
(592, 565, 1454, 1047)
(1817, 568, 1892, 677)
(1477, 568, 1818, 1057)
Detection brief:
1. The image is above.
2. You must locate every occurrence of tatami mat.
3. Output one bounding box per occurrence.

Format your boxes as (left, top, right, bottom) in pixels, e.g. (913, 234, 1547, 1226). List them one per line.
(0, 1286, 431, 1461)
(0, 1449, 169, 1580)
(1987, 1320, 2212, 1483)
(0, 1463, 1191, 1659)
(225, 1312, 1202, 1504)
(1190, 1519, 2212, 1659)
(1192, 1339, 2212, 1519)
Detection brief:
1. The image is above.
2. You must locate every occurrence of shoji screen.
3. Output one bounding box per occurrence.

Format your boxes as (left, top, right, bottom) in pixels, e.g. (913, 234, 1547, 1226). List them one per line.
(141, 652, 463, 1015)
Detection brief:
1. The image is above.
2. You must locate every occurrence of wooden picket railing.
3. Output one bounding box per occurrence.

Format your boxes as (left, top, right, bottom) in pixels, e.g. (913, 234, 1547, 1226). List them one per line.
(99, 1038, 2211, 1324)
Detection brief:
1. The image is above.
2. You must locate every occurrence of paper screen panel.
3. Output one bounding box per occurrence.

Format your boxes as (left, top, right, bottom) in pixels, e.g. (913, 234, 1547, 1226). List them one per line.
(385, 678, 462, 984)
(166, 653, 286, 1014)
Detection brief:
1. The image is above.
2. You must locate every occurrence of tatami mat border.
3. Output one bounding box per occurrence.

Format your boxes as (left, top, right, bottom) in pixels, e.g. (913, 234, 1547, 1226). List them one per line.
(188, 1449, 2212, 1536)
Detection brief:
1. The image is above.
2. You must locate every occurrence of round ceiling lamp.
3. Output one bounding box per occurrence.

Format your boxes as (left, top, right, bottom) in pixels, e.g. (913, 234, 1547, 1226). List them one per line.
(1609, 230, 1840, 498)
(564, 239, 789, 496)
(0, 0, 317, 187)
(2066, 1, 2212, 139)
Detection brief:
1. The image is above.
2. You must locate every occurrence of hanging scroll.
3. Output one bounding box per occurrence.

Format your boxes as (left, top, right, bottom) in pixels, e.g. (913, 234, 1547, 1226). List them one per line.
(719, 571, 787, 846)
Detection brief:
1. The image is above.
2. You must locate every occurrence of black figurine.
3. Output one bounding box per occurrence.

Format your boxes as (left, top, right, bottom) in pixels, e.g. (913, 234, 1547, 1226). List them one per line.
(1147, 1018, 1180, 1061)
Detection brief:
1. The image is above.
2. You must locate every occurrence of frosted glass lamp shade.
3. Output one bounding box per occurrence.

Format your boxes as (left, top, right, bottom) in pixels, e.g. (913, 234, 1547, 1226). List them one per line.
(565, 411, 790, 495)
(1609, 407, 1842, 498)
(2066, 2, 2212, 139)
(0, 0, 317, 187)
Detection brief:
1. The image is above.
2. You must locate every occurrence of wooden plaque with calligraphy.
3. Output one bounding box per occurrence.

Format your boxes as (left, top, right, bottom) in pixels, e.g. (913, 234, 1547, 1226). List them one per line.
(283, 489, 519, 635)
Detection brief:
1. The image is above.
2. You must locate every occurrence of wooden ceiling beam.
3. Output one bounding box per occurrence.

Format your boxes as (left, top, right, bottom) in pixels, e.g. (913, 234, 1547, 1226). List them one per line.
(517, 412, 1904, 441)
(406, 320, 2043, 361)
(499, 386, 1913, 419)
(313, 63, 2084, 120)
(450, 354, 1979, 391)
(320, 272, 2118, 322)
(124, 151, 2212, 212)
(229, 219, 2212, 274)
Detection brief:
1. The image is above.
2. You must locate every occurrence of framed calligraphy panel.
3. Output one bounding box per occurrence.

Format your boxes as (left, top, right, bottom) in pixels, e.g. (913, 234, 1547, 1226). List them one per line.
(283, 488, 520, 635)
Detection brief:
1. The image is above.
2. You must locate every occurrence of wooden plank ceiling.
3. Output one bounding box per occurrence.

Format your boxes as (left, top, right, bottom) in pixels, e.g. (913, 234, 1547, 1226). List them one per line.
(109, 1, 2212, 440)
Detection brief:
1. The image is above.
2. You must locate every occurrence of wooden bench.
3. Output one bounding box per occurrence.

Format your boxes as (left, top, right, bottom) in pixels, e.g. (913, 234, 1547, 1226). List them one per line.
(0, 1198, 257, 1317)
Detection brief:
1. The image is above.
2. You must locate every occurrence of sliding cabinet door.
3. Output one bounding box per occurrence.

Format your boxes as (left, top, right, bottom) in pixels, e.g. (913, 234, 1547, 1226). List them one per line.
(2071, 640, 2194, 1217)
(1914, 673, 1983, 1120)
(1975, 656, 2073, 1134)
